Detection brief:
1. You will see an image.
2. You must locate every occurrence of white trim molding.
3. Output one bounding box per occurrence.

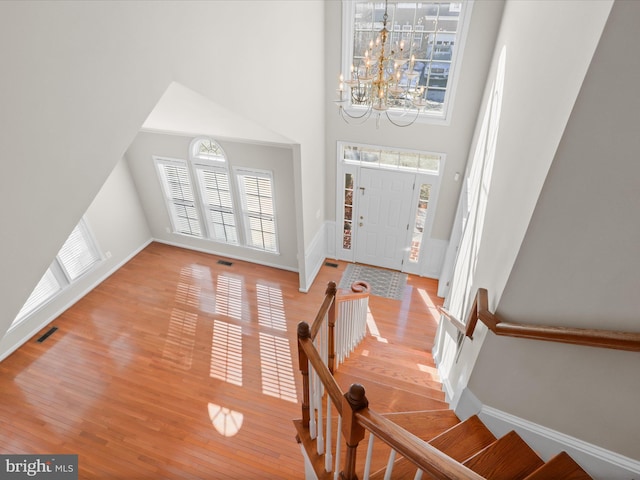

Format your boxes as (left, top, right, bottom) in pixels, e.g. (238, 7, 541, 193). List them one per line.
(455, 388, 640, 479)
(421, 238, 448, 280)
(299, 221, 330, 293)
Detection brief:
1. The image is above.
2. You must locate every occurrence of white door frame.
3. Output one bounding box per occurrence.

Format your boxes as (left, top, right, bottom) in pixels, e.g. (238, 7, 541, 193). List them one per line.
(334, 142, 444, 275)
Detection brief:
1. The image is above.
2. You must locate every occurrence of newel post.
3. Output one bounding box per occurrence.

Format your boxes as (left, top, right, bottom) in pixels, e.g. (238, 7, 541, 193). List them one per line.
(340, 383, 369, 480)
(326, 281, 338, 374)
(297, 321, 311, 427)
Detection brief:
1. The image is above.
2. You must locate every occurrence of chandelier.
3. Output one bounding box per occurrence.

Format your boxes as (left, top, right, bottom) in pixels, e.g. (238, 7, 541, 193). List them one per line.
(335, 0, 427, 127)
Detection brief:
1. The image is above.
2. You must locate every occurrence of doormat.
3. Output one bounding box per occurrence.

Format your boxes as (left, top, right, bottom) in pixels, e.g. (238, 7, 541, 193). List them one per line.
(338, 264, 407, 301)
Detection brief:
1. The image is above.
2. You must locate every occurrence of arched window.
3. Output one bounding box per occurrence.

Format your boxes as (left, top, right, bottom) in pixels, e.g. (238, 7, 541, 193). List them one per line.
(193, 138, 226, 162)
(190, 138, 238, 245)
(154, 137, 279, 253)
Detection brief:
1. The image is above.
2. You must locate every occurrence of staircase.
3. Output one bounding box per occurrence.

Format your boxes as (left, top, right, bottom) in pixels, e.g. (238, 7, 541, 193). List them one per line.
(294, 282, 594, 479)
(296, 410, 593, 479)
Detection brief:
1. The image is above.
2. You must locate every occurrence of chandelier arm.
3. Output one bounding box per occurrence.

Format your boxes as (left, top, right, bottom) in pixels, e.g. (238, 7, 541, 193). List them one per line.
(339, 104, 373, 123)
(384, 107, 421, 128)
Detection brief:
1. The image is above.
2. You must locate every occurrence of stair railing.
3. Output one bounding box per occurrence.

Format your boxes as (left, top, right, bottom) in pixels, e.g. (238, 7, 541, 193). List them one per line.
(299, 280, 370, 473)
(439, 288, 640, 351)
(296, 281, 484, 480)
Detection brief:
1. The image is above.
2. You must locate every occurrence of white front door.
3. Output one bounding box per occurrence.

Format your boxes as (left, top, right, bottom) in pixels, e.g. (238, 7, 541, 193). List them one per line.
(354, 168, 415, 270)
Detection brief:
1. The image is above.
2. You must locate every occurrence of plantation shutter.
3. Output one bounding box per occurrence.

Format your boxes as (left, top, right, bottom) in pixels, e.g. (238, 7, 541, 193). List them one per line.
(195, 166, 238, 244)
(12, 268, 62, 327)
(237, 171, 277, 252)
(58, 221, 101, 281)
(155, 159, 202, 237)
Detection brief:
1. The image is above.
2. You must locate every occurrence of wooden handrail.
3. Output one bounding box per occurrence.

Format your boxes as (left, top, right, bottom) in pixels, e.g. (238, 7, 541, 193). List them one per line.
(438, 306, 469, 336)
(310, 281, 337, 340)
(439, 288, 640, 352)
(336, 280, 370, 302)
(356, 406, 484, 480)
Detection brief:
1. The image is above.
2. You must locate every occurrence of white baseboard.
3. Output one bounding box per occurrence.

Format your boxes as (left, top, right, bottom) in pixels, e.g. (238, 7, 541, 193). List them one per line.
(154, 238, 298, 273)
(455, 388, 640, 479)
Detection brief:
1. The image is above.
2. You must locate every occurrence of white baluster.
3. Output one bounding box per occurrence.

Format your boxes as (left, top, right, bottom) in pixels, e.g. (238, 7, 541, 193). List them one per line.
(363, 433, 375, 479)
(383, 449, 397, 480)
(413, 468, 423, 480)
(316, 375, 324, 455)
(316, 323, 326, 454)
(333, 415, 343, 480)
(308, 359, 316, 439)
(325, 398, 333, 472)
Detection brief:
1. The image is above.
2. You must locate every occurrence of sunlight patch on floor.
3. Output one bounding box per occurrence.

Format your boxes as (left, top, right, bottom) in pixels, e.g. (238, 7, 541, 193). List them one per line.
(417, 288, 440, 317)
(259, 333, 298, 403)
(215, 274, 243, 320)
(366, 307, 388, 343)
(162, 308, 197, 370)
(208, 402, 243, 437)
(417, 363, 440, 381)
(256, 283, 286, 331)
(210, 319, 243, 386)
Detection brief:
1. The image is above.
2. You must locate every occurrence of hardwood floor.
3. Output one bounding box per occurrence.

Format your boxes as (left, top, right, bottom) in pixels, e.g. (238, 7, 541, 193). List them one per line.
(0, 242, 444, 479)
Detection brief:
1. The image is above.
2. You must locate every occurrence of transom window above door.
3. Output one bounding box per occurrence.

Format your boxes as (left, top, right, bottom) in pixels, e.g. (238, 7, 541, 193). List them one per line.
(342, 0, 472, 122)
(343, 145, 441, 173)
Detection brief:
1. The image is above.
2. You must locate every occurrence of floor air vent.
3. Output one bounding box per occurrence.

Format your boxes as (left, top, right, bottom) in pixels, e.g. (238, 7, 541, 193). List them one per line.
(324, 262, 339, 268)
(37, 326, 58, 343)
(217, 260, 233, 266)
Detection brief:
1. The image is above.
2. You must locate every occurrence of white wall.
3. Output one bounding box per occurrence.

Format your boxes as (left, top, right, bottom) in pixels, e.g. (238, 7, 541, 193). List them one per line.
(435, 0, 613, 408)
(0, 1, 326, 341)
(126, 132, 299, 271)
(0, 158, 152, 360)
(468, 0, 640, 460)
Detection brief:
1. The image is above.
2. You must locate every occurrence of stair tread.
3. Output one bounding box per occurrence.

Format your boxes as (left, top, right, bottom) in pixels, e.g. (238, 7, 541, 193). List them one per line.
(524, 451, 593, 480)
(344, 348, 440, 383)
(336, 364, 445, 399)
(334, 372, 448, 412)
(351, 339, 439, 368)
(429, 415, 497, 462)
(464, 430, 544, 480)
(381, 410, 460, 441)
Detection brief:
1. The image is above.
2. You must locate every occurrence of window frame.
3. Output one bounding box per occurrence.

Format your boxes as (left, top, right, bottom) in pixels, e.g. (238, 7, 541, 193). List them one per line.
(154, 138, 280, 255)
(154, 156, 204, 238)
(341, 0, 474, 125)
(234, 168, 279, 254)
(10, 217, 102, 331)
(192, 161, 239, 245)
(189, 139, 239, 246)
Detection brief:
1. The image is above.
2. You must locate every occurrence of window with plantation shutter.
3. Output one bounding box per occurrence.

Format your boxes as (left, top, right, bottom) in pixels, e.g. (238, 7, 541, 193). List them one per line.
(194, 165, 238, 245)
(13, 269, 61, 323)
(155, 158, 203, 237)
(236, 171, 278, 253)
(10, 217, 101, 331)
(58, 220, 102, 281)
